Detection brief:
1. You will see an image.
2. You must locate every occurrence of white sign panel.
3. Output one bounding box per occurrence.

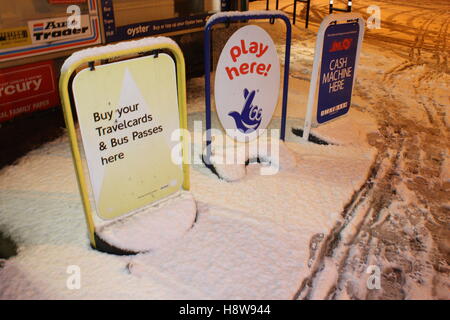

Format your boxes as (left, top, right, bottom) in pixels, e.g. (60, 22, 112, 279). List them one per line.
(214, 25, 280, 142)
(72, 54, 183, 220)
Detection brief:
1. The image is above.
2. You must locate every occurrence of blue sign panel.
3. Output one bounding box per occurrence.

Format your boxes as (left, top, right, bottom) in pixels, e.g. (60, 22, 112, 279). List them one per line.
(317, 21, 359, 124)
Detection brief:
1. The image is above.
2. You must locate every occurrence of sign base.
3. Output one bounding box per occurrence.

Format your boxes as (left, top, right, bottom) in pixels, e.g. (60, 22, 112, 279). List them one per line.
(93, 192, 197, 255)
(59, 37, 191, 250)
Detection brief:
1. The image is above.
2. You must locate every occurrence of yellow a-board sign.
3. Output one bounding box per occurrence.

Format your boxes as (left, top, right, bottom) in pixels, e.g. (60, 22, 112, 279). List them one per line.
(59, 38, 189, 248)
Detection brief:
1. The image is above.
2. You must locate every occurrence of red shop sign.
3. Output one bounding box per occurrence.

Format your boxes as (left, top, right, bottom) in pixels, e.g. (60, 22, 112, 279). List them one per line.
(0, 60, 60, 122)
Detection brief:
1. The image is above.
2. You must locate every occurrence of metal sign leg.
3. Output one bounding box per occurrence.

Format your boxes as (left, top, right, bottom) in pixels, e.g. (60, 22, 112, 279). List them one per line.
(293, 0, 311, 29)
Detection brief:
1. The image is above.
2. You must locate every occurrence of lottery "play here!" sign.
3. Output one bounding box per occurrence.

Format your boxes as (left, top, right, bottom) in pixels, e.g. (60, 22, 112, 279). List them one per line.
(214, 25, 280, 142)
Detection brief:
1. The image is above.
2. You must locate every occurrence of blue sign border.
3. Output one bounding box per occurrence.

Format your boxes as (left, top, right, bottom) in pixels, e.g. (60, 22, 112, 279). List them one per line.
(204, 11, 292, 161)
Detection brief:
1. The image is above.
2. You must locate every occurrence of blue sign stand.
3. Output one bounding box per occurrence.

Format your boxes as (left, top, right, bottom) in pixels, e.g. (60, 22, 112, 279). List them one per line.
(302, 13, 364, 141)
(204, 11, 292, 162)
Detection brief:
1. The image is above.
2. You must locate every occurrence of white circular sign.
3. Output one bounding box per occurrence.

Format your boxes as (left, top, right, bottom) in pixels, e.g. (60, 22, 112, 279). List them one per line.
(214, 25, 280, 142)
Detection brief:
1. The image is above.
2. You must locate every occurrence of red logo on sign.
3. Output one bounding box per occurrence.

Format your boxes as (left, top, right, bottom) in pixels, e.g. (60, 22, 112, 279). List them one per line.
(0, 60, 59, 122)
(329, 38, 353, 52)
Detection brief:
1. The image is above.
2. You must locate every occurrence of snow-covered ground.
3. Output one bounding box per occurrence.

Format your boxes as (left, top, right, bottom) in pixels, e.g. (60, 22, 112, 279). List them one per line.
(0, 0, 448, 299)
(263, 0, 450, 299)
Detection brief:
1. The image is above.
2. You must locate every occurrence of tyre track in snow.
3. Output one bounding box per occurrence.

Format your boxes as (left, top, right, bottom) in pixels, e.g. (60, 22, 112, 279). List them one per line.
(297, 87, 448, 299)
(327, 110, 418, 300)
(293, 158, 381, 299)
(381, 0, 450, 11)
(292, 2, 449, 299)
(294, 117, 406, 299)
(352, 3, 448, 59)
(343, 30, 448, 300)
(379, 10, 450, 292)
(268, 0, 449, 299)
(410, 11, 449, 129)
(434, 21, 449, 73)
(408, 11, 448, 63)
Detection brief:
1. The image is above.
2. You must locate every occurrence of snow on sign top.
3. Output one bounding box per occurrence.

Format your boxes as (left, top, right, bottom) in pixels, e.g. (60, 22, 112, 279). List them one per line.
(206, 10, 289, 28)
(214, 24, 281, 142)
(61, 37, 179, 73)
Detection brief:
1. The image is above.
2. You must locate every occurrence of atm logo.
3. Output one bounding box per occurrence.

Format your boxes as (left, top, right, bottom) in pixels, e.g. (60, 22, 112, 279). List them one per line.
(329, 38, 353, 52)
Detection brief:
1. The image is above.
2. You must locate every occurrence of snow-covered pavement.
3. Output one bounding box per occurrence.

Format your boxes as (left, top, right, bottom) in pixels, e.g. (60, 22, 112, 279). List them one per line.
(0, 0, 448, 299)
(0, 115, 377, 299)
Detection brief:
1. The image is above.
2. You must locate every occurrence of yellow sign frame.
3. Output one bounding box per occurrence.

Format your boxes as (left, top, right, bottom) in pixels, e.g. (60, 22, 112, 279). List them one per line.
(59, 41, 190, 248)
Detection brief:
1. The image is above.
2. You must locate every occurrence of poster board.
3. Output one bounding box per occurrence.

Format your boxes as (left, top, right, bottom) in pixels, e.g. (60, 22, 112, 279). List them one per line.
(72, 54, 184, 219)
(214, 24, 281, 142)
(302, 13, 364, 141)
(203, 11, 292, 160)
(59, 38, 189, 247)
